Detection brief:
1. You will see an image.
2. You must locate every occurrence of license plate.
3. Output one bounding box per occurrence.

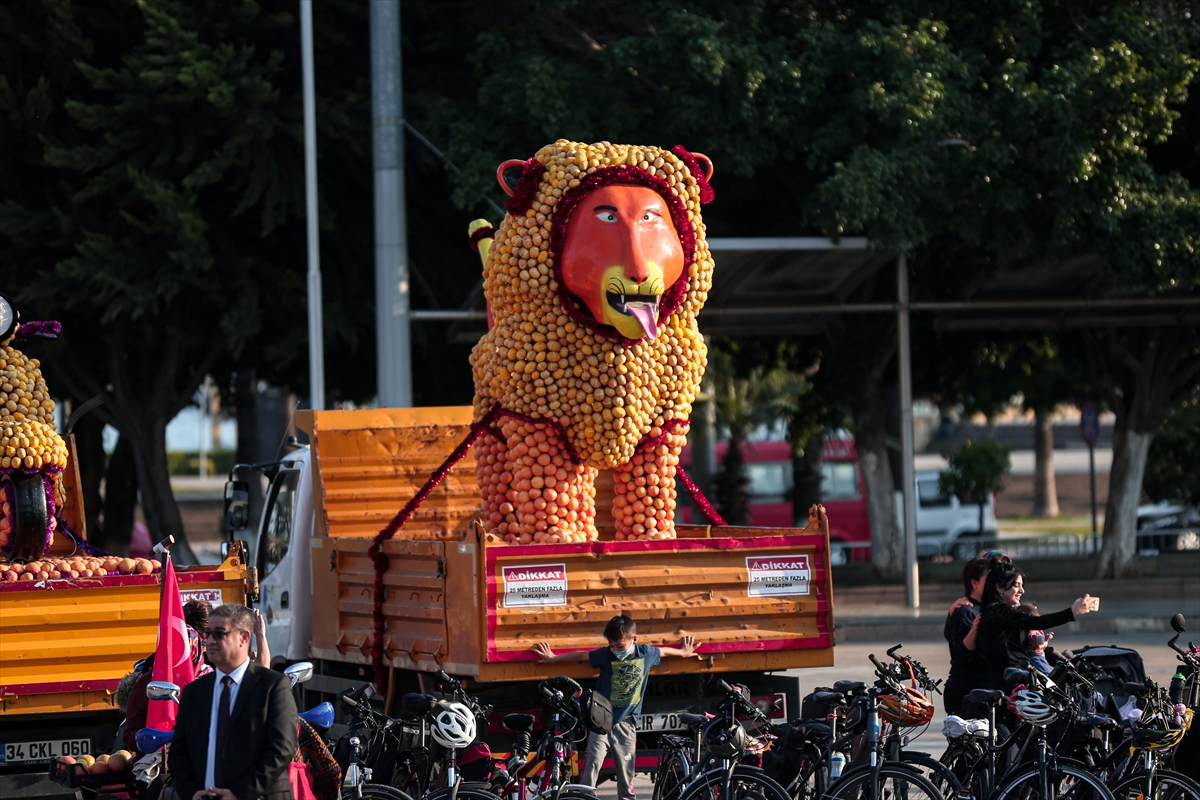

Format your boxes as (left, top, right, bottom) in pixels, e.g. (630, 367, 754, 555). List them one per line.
(636, 712, 689, 732)
(1, 738, 90, 764)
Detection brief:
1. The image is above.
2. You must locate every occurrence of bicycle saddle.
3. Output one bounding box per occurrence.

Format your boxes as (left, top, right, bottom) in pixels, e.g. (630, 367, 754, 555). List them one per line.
(402, 692, 437, 716)
(812, 691, 845, 705)
(679, 713, 711, 728)
(1079, 714, 1120, 730)
(503, 712, 536, 732)
(1124, 681, 1154, 696)
(300, 701, 335, 730)
(136, 727, 174, 754)
(1003, 667, 1032, 686)
(968, 688, 1006, 705)
(786, 721, 831, 744)
(833, 680, 867, 695)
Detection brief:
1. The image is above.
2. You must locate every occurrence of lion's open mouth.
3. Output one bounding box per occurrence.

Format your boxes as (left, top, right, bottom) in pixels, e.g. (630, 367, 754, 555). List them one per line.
(606, 292, 659, 317)
(606, 292, 661, 339)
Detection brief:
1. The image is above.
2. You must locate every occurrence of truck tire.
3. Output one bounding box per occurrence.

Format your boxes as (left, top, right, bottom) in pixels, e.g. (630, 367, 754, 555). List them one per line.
(1, 471, 49, 559)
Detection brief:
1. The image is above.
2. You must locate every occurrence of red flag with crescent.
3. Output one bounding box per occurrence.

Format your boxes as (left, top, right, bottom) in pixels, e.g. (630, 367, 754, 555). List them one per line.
(146, 558, 196, 730)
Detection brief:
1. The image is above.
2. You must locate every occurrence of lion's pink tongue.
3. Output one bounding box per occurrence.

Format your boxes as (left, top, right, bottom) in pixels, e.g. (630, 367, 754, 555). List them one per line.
(627, 301, 659, 340)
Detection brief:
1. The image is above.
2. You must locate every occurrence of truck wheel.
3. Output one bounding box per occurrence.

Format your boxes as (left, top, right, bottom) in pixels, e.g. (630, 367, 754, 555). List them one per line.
(0, 472, 49, 560)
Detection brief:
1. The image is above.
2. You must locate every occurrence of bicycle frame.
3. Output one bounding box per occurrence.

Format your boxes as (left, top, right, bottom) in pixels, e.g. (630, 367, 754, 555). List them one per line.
(501, 698, 576, 800)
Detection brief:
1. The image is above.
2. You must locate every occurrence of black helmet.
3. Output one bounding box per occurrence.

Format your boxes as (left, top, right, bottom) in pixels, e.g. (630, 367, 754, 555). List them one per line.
(704, 717, 748, 758)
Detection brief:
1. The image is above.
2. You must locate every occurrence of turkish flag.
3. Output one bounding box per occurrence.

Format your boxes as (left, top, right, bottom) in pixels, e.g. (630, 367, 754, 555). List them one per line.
(146, 558, 196, 730)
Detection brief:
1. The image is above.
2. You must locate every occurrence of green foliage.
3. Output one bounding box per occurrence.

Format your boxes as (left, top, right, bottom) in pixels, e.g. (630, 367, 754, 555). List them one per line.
(1143, 386, 1200, 506)
(439, 0, 1200, 297)
(707, 350, 808, 523)
(939, 438, 1012, 532)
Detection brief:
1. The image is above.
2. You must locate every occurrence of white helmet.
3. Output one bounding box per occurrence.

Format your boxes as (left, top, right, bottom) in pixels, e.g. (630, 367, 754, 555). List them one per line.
(431, 701, 477, 748)
(1009, 689, 1056, 727)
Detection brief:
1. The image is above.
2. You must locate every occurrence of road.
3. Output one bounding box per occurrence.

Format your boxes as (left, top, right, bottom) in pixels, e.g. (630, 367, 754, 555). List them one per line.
(593, 629, 1188, 798)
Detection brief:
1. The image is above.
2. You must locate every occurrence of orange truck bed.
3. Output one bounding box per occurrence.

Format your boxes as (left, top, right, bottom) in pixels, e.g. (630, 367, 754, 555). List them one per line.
(302, 408, 834, 683)
(0, 547, 255, 717)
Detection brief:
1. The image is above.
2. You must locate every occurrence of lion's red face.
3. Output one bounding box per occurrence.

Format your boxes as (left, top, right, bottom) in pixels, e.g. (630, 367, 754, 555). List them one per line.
(559, 185, 684, 340)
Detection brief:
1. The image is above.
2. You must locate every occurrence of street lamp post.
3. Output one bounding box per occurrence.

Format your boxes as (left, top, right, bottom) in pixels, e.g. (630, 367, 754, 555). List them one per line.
(300, 0, 325, 411)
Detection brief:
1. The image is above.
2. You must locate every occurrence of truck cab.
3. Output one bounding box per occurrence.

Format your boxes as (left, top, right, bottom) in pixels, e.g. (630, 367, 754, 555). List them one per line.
(243, 450, 314, 666)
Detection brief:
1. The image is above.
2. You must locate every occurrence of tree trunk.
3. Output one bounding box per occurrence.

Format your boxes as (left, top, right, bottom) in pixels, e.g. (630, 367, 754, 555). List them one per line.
(104, 434, 139, 557)
(1084, 327, 1200, 579)
(73, 412, 107, 548)
(856, 402, 903, 580)
(1096, 427, 1153, 577)
(1032, 408, 1059, 517)
(123, 411, 198, 564)
(791, 446, 824, 526)
(715, 436, 750, 525)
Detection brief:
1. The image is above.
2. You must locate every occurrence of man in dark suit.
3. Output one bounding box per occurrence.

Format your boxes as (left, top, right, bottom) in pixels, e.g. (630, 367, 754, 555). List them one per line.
(170, 603, 296, 800)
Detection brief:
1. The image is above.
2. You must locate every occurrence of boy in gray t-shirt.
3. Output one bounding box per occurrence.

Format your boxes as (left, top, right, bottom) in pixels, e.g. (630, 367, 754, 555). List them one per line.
(534, 615, 699, 800)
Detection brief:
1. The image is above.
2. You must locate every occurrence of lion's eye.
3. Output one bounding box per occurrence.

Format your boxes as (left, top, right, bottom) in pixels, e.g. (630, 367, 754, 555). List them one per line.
(596, 211, 617, 223)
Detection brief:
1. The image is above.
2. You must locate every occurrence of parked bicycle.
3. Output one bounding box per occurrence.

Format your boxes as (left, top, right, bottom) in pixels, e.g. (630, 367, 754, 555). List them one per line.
(492, 675, 596, 800)
(652, 679, 789, 800)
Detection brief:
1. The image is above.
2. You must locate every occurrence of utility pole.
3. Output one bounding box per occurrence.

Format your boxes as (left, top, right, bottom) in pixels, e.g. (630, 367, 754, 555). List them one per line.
(370, 0, 412, 408)
(897, 254, 919, 608)
(300, 0, 325, 411)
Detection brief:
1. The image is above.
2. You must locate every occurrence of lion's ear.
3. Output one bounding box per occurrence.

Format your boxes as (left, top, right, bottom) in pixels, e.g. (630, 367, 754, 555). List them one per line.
(690, 153, 714, 182)
(497, 159, 527, 196)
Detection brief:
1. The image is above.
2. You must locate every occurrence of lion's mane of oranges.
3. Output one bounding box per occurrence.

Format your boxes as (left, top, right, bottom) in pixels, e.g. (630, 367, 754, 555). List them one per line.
(470, 141, 713, 545)
(0, 344, 68, 474)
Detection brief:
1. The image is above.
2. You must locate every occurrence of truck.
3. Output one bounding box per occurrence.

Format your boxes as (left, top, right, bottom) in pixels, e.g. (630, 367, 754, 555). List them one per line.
(0, 445, 257, 797)
(233, 406, 835, 771)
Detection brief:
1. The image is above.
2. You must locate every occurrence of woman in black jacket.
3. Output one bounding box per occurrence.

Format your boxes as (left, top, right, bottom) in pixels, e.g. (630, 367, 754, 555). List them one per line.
(977, 562, 1098, 690)
(943, 558, 993, 716)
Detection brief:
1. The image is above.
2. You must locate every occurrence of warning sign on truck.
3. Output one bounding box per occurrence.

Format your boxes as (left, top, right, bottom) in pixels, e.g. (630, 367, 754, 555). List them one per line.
(746, 555, 811, 597)
(502, 564, 568, 608)
(179, 588, 223, 604)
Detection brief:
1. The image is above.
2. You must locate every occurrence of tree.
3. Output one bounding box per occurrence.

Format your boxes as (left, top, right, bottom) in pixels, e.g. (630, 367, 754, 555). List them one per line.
(708, 351, 807, 525)
(0, 0, 372, 561)
(436, 0, 1200, 578)
(938, 438, 1013, 536)
(1142, 382, 1200, 507)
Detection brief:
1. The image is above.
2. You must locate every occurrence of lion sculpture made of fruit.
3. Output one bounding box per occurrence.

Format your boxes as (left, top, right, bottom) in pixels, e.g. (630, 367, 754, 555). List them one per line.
(469, 140, 717, 545)
(0, 296, 69, 560)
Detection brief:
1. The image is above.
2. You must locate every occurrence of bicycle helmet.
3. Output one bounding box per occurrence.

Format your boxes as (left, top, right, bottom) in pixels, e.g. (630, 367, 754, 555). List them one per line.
(1133, 709, 1193, 751)
(878, 686, 935, 727)
(431, 701, 477, 748)
(1008, 688, 1056, 726)
(704, 718, 748, 758)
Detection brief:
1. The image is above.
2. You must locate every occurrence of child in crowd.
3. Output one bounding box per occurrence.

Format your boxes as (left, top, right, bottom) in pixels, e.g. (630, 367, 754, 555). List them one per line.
(1020, 602, 1054, 675)
(533, 615, 700, 800)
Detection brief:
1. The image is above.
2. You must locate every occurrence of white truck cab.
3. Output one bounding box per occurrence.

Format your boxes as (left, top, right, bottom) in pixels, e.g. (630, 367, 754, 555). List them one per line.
(242, 448, 314, 665)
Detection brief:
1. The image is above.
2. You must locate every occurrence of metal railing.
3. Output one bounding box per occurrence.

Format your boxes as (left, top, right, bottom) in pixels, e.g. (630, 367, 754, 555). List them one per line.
(830, 527, 1199, 564)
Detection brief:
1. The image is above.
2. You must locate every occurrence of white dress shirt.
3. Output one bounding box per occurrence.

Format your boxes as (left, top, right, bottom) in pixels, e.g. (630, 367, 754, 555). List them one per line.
(204, 657, 251, 789)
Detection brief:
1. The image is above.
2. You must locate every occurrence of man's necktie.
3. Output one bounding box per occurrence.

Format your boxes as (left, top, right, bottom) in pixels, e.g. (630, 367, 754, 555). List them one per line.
(214, 675, 233, 787)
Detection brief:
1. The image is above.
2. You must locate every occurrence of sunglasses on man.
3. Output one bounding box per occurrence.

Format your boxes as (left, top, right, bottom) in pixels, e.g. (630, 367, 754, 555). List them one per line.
(204, 627, 247, 641)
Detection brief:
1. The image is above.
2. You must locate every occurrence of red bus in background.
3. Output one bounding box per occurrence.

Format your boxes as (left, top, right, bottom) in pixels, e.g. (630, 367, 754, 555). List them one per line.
(680, 437, 871, 562)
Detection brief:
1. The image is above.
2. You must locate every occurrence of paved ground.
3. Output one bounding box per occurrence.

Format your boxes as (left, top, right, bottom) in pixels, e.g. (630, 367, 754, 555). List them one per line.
(590, 629, 1191, 798)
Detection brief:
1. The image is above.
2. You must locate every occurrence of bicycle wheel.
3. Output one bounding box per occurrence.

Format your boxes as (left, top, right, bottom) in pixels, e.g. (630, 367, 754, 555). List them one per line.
(900, 751, 964, 800)
(425, 786, 506, 800)
(654, 751, 692, 800)
(677, 765, 792, 800)
(993, 761, 1114, 800)
(1111, 770, 1200, 800)
(342, 783, 418, 800)
(825, 764, 943, 800)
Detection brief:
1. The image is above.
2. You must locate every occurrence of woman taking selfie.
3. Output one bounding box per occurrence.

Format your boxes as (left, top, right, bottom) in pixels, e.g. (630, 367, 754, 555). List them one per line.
(977, 561, 1099, 689)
